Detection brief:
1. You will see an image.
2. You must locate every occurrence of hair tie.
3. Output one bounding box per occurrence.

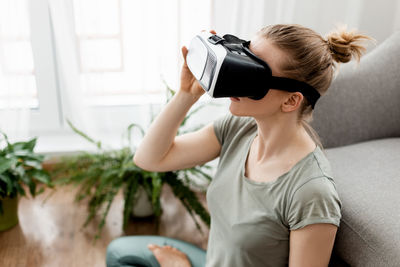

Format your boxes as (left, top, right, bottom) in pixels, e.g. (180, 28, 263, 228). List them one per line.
(324, 39, 334, 54)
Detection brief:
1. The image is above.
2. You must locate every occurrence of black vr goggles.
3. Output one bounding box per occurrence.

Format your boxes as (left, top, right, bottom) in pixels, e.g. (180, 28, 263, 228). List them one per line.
(186, 32, 321, 109)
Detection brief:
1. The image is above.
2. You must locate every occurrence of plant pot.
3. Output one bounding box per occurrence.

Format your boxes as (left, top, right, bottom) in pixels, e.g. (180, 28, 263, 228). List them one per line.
(0, 196, 19, 231)
(132, 186, 154, 218)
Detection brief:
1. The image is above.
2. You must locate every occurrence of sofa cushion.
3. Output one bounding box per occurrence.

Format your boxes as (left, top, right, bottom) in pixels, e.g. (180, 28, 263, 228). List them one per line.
(311, 31, 400, 149)
(325, 138, 400, 266)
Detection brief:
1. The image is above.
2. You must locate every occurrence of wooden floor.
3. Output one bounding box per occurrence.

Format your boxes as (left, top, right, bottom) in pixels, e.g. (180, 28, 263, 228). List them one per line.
(0, 185, 209, 267)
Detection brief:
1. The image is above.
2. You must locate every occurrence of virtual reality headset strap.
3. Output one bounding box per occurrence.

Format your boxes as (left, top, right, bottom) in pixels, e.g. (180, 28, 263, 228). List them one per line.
(217, 34, 321, 109)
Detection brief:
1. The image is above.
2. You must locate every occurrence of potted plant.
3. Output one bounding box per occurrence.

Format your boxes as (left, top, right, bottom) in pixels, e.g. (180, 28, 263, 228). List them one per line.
(0, 133, 52, 231)
(51, 87, 217, 238)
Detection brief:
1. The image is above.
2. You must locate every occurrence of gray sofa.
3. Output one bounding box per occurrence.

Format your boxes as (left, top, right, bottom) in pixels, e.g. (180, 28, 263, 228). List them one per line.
(311, 32, 400, 266)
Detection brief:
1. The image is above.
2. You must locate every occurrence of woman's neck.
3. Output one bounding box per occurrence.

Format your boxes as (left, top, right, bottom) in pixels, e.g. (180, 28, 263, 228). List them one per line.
(252, 114, 316, 163)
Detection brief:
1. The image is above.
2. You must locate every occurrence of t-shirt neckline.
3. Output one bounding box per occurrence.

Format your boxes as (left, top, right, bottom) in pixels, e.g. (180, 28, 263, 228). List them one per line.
(241, 131, 319, 186)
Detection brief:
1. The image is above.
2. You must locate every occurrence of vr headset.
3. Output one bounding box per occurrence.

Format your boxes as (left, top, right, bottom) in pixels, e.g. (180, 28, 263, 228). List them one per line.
(186, 32, 320, 109)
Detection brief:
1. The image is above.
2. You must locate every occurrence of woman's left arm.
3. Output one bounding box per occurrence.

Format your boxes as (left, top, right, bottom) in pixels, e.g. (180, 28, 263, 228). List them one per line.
(289, 223, 338, 267)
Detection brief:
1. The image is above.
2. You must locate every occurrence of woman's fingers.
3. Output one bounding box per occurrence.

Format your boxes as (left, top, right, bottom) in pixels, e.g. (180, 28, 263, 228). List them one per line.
(181, 46, 188, 61)
(147, 244, 161, 250)
(201, 29, 217, 35)
(147, 243, 179, 252)
(181, 46, 190, 70)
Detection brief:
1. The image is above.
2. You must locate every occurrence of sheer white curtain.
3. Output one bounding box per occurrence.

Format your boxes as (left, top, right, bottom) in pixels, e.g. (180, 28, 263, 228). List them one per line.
(0, 71, 31, 141)
(48, 0, 89, 134)
(0, 0, 33, 142)
(48, 0, 214, 147)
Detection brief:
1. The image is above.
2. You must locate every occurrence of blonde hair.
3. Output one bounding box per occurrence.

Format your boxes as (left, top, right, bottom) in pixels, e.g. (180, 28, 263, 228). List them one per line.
(258, 24, 373, 149)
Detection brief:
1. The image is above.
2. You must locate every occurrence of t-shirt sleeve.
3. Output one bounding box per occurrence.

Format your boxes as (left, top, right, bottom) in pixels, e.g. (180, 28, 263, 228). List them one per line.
(287, 177, 342, 230)
(213, 113, 234, 146)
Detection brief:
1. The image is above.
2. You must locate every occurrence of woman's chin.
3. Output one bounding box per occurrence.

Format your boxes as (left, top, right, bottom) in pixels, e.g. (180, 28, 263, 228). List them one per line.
(229, 104, 248, 116)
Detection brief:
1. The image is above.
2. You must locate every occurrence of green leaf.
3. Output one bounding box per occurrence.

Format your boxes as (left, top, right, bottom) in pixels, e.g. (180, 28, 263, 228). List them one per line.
(164, 171, 210, 228)
(14, 182, 26, 196)
(19, 153, 44, 162)
(10, 150, 30, 157)
(30, 169, 51, 184)
(149, 172, 163, 216)
(0, 157, 17, 174)
(123, 165, 142, 174)
(20, 173, 32, 185)
(11, 138, 37, 152)
(123, 177, 139, 229)
(13, 165, 25, 178)
(24, 159, 43, 169)
(0, 131, 10, 147)
(126, 123, 145, 148)
(36, 187, 44, 195)
(28, 179, 37, 196)
(0, 174, 13, 194)
(191, 167, 213, 181)
(24, 138, 37, 151)
(95, 190, 118, 239)
(66, 119, 102, 149)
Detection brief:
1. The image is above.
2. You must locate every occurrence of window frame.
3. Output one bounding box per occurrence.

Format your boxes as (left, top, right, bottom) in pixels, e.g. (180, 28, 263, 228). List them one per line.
(28, 0, 214, 142)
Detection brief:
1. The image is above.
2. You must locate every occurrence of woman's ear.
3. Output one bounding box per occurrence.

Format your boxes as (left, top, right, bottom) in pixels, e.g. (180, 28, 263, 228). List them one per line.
(281, 92, 303, 112)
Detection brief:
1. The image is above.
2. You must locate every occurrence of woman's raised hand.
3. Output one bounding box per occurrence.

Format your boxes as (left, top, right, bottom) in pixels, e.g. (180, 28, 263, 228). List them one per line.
(179, 30, 217, 98)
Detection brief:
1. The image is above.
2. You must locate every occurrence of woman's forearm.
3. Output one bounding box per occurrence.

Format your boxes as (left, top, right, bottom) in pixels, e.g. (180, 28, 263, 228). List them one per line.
(133, 90, 200, 169)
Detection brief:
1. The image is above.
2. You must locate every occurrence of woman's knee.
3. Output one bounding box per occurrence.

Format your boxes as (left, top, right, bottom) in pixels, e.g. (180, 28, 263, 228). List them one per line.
(106, 236, 161, 267)
(105, 235, 206, 267)
(106, 237, 126, 267)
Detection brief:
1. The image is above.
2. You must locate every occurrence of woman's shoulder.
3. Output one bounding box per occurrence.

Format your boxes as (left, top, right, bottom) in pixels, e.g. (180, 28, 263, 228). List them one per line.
(311, 146, 335, 181)
(287, 174, 342, 230)
(286, 146, 338, 196)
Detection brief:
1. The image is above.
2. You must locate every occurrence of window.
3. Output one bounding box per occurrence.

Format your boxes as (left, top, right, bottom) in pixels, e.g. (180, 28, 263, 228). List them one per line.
(1, 0, 213, 140)
(70, 0, 212, 106)
(0, 0, 38, 109)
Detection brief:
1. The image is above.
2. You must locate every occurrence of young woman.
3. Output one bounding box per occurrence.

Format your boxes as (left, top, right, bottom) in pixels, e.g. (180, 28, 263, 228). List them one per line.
(106, 24, 371, 267)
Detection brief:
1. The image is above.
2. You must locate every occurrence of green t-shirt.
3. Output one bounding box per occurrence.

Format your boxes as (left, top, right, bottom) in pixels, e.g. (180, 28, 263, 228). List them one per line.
(205, 113, 342, 267)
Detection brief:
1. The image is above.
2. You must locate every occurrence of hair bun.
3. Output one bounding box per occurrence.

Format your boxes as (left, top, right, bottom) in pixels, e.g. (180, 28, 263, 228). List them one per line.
(326, 26, 373, 63)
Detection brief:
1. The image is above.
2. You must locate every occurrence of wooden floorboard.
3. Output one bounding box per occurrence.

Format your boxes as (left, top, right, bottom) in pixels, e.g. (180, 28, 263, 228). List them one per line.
(0, 185, 209, 267)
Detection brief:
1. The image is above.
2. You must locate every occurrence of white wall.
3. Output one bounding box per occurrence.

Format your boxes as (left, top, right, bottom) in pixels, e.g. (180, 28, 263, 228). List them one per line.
(211, 0, 400, 51)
